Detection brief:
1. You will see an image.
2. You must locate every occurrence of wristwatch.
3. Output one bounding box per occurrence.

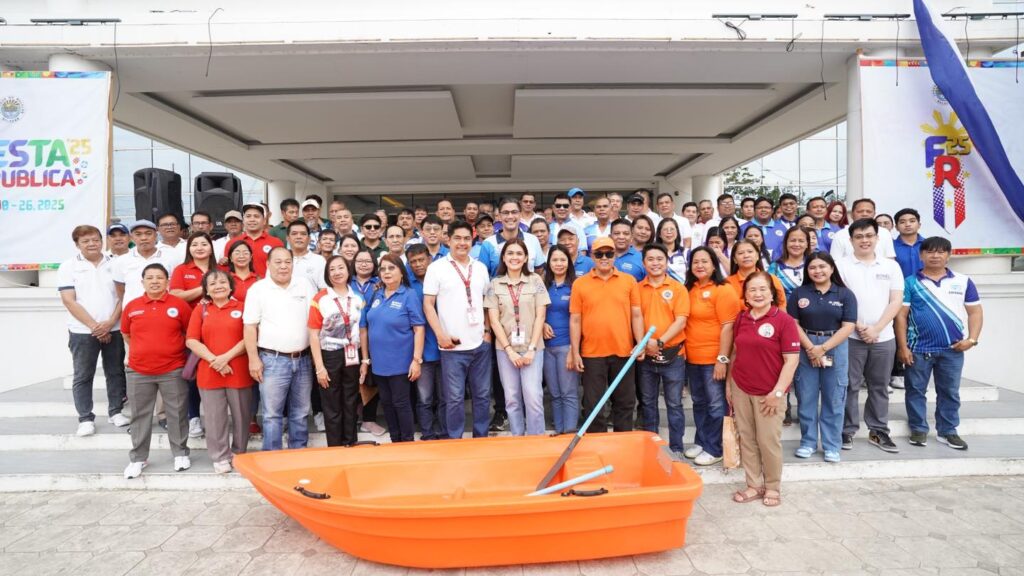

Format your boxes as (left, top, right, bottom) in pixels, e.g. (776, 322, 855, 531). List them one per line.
(527, 344, 537, 352)
(773, 390, 784, 398)
(656, 339, 664, 349)
(967, 338, 978, 346)
(361, 358, 371, 365)
(716, 355, 730, 364)
(413, 357, 423, 365)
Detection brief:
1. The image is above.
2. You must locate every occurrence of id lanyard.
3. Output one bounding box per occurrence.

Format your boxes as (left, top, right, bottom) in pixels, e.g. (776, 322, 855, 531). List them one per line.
(332, 295, 352, 329)
(448, 258, 474, 309)
(506, 281, 524, 336)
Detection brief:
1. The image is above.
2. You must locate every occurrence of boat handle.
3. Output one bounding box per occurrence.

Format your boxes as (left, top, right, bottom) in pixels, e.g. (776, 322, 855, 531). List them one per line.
(560, 487, 608, 497)
(294, 486, 331, 500)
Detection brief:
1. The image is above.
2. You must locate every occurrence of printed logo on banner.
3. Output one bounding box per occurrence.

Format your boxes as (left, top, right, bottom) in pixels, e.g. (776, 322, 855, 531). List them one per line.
(922, 110, 971, 232)
(0, 96, 23, 123)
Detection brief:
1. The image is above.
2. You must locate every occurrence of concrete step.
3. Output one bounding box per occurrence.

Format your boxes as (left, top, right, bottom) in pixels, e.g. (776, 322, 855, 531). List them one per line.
(6, 376, 1002, 418)
(1, 435, 1023, 492)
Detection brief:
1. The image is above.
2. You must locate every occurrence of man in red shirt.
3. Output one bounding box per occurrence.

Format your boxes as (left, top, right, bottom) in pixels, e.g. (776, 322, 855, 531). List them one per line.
(241, 203, 284, 277)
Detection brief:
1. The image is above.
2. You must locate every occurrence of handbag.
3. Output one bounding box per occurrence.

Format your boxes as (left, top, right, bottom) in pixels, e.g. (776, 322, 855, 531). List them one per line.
(181, 302, 208, 380)
(722, 409, 741, 470)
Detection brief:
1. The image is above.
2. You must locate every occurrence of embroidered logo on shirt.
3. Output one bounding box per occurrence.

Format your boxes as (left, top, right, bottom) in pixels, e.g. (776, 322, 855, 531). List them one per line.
(798, 298, 810, 309)
(775, 229, 784, 236)
(263, 245, 272, 253)
(389, 300, 403, 310)
(167, 308, 179, 318)
(128, 310, 144, 318)
(372, 299, 382, 308)
(230, 310, 242, 319)
(661, 289, 674, 301)
(875, 274, 891, 281)
(702, 290, 711, 299)
(757, 324, 775, 338)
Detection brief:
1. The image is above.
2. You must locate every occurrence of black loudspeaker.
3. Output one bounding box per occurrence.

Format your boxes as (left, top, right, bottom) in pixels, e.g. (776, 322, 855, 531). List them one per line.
(134, 168, 183, 224)
(193, 172, 243, 233)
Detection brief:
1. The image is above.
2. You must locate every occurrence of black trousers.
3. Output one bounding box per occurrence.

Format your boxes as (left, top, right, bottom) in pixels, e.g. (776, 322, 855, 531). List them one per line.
(320, 349, 360, 446)
(378, 373, 416, 442)
(581, 355, 636, 433)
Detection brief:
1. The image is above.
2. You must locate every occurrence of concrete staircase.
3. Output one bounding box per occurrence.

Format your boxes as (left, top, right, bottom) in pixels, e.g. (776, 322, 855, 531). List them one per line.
(0, 371, 1022, 491)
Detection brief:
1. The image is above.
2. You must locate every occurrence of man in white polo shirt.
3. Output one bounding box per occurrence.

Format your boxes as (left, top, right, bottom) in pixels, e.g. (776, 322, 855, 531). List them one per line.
(213, 210, 245, 263)
(423, 220, 494, 439)
(58, 224, 129, 437)
(112, 220, 180, 309)
(830, 198, 896, 260)
(837, 218, 905, 454)
(243, 247, 317, 450)
(287, 220, 327, 291)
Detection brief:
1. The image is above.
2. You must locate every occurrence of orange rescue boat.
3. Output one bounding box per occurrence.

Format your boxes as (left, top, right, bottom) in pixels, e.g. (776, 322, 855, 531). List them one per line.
(233, 431, 703, 569)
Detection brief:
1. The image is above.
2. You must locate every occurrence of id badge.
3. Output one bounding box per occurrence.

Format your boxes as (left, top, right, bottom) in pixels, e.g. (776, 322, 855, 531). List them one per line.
(821, 355, 834, 368)
(510, 329, 526, 347)
(466, 307, 481, 326)
(344, 344, 359, 367)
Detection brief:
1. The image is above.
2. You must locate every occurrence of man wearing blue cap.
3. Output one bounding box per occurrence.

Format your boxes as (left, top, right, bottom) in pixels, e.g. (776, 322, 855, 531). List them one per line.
(105, 223, 130, 258)
(567, 187, 595, 229)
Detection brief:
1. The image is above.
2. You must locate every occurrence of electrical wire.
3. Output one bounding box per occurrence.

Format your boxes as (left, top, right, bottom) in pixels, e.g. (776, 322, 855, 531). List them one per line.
(819, 19, 828, 100)
(720, 18, 748, 40)
(964, 17, 971, 63)
(205, 7, 223, 78)
(785, 19, 802, 52)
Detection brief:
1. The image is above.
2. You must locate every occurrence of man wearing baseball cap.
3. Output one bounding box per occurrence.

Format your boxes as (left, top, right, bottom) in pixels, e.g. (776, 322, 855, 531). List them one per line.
(105, 223, 130, 258)
(112, 219, 181, 309)
(241, 203, 284, 277)
(213, 210, 245, 262)
(300, 198, 327, 250)
(556, 227, 594, 277)
(567, 187, 595, 229)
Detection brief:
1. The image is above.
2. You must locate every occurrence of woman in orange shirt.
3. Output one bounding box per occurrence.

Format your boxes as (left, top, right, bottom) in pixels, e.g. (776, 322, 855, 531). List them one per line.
(727, 240, 787, 310)
(185, 269, 253, 474)
(683, 247, 742, 466)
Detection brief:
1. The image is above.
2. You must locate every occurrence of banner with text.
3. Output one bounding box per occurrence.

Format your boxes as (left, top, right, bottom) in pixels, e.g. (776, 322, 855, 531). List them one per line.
(860, 59, 1024, 255)
(0, 71, 111, 270)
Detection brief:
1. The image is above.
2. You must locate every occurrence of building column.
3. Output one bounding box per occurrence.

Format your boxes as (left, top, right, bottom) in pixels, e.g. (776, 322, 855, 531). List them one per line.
(267, 180, 296, 226)
(692, 175, 722, 205)
(845, 53, 864, 204)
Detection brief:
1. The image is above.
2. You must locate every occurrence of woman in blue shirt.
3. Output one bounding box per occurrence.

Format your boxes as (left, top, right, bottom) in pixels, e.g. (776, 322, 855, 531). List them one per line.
(542, 245, 578, 434)
(786, 251, 857, 463)
(360, 254, 425, 443)
(656, 218, 688, 282)
(768, 226, 812, 303)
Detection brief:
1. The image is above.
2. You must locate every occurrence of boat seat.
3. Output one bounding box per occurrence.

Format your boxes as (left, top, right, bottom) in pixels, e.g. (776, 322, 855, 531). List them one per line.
(562, 454, 607, 493)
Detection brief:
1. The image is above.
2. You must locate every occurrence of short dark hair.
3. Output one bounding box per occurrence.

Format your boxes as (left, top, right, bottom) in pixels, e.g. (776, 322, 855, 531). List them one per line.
(323, 254, 354, 288)
(610, 217, 632, 232)
(359, 212, 381, 226)
(399, 207, 415, 217)
(543, 245, 576, 288)
(405, 243, 429, 259)
(529, 217, 548, 232)
(280, 198, 300, 211)
(476, 213, 494, 225)
(421, 215, 443, 229)
(287, 220, 310, 234)
(553, 193, 570, 204)
(436, 199, 454, 209)
(894, 208, 921, 224)
(806, 196, 827, 208)
(267, 246, 292, 262)
(740, 197, 756, 207)
(656, 192, 674, 204)
(318, 229, 338, 242)
(201, 269, 235, 300)
(754, 196, 773, 208)
(642, 243, 669, 260)
(377, 254, 410, 286)
(413, 204, 428, 213)
(190, 211, 211, 224)
(779, 193, 798, 204)
(716, 193, 735, 206)
(141, 263, 168, 279)
(921, 236, 952, 253)
(497, 197, 521, 211)
(682, 201, 698, 211)
(847, 218, 879, 235)
(851, 198, 876, 212)
(157, 212, 181, 226)
(448, 219, 473, 238)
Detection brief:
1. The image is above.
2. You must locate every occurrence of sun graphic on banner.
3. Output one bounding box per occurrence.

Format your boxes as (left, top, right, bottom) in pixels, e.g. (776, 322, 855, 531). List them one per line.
(920, 110, 968, 140)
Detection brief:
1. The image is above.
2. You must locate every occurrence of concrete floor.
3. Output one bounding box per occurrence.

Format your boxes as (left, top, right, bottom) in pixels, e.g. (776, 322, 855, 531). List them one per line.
(2, 475, 1024, 575)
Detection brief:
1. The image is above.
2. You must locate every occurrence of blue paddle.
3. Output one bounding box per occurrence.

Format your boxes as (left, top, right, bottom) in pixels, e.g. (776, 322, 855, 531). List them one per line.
(535, 326, 657, 491)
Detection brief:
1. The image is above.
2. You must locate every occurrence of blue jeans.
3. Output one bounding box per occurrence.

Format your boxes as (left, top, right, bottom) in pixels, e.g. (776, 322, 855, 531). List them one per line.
(415, 360, 446, 440)
(258, 351, 312, 450)
(543, 345, 579, 433)
(68, 331, 127, 422)
(795, 335, 849, 453)
(496, 350, 546, 436)
(686, 363, 726, 458)
(441, 342, 493, 438)
(638, 357, 686, 452)
(904, 349, 965, 436)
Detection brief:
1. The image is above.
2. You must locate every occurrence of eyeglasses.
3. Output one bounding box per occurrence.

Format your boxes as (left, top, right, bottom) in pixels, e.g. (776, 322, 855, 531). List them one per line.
(363, 224, 381, 230)
(851, 234, 877, 241)
(159, 223, 178, 228)
(593, 251, 615, 260)
(500, 210, 520, 216)
(554, 203, 570, 209)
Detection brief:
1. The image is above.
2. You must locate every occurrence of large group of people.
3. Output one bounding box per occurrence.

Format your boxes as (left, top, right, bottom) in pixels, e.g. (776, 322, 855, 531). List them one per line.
(57, 187, 984, 507)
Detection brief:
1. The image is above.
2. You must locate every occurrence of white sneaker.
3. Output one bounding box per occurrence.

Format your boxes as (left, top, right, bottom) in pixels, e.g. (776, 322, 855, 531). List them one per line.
(108, 413, 130, 427)
(174, 456, 191, 471)
(76, 421, 96, 437)
(889, 376, 905, 389)
(683, 445, 704, 459)
(212, 460, 232, 474)
(314, 412, 326, 432)
(188, 417, 204, 438)
(694, 451, 723, 466)
(124, 461, 146, 479)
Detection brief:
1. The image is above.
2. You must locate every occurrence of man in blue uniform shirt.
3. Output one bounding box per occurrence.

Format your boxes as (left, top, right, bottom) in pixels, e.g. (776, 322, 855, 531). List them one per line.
(610, 218, 645, 281)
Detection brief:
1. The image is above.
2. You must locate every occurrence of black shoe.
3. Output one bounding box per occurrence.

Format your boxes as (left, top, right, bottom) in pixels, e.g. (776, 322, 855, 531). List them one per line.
(937, 434, 968, 450)
(869, 430, 899, 453)
(783, 409, 793, 427)
(489, 413, 509, 433)
(158, 418, 168, 430)
(841, 434, 853, 450)
(909, 431, 928, 446)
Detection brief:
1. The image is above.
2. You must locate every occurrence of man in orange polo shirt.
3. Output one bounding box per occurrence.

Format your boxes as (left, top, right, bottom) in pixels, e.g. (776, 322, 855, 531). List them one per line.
(241, 203, 284, 277)
(569, 237, 645, 432)
(636, 244, 690, 454)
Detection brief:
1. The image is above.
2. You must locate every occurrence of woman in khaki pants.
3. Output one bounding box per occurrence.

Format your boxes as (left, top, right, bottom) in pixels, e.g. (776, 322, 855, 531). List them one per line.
(726, 272, 800, 507)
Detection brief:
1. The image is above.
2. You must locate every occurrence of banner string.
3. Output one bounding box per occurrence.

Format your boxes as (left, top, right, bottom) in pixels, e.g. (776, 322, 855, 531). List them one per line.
(785, 19, 802, 52)
(963, 17, 970, 63)
(112, 21, 121, 110)
(206, 8, 224, 78)
(819, 19, 828, 100)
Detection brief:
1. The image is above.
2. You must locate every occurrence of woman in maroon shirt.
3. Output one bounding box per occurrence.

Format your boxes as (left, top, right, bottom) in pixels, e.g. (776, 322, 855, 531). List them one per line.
(727, 271, 800, 507)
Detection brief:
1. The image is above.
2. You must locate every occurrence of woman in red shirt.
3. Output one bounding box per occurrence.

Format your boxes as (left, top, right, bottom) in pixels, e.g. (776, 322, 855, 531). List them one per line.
(121, 263, 193, 480)
(226, 240, 260, 303)
(185, 269, 253, 474)
(728, 271, 800, 507)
